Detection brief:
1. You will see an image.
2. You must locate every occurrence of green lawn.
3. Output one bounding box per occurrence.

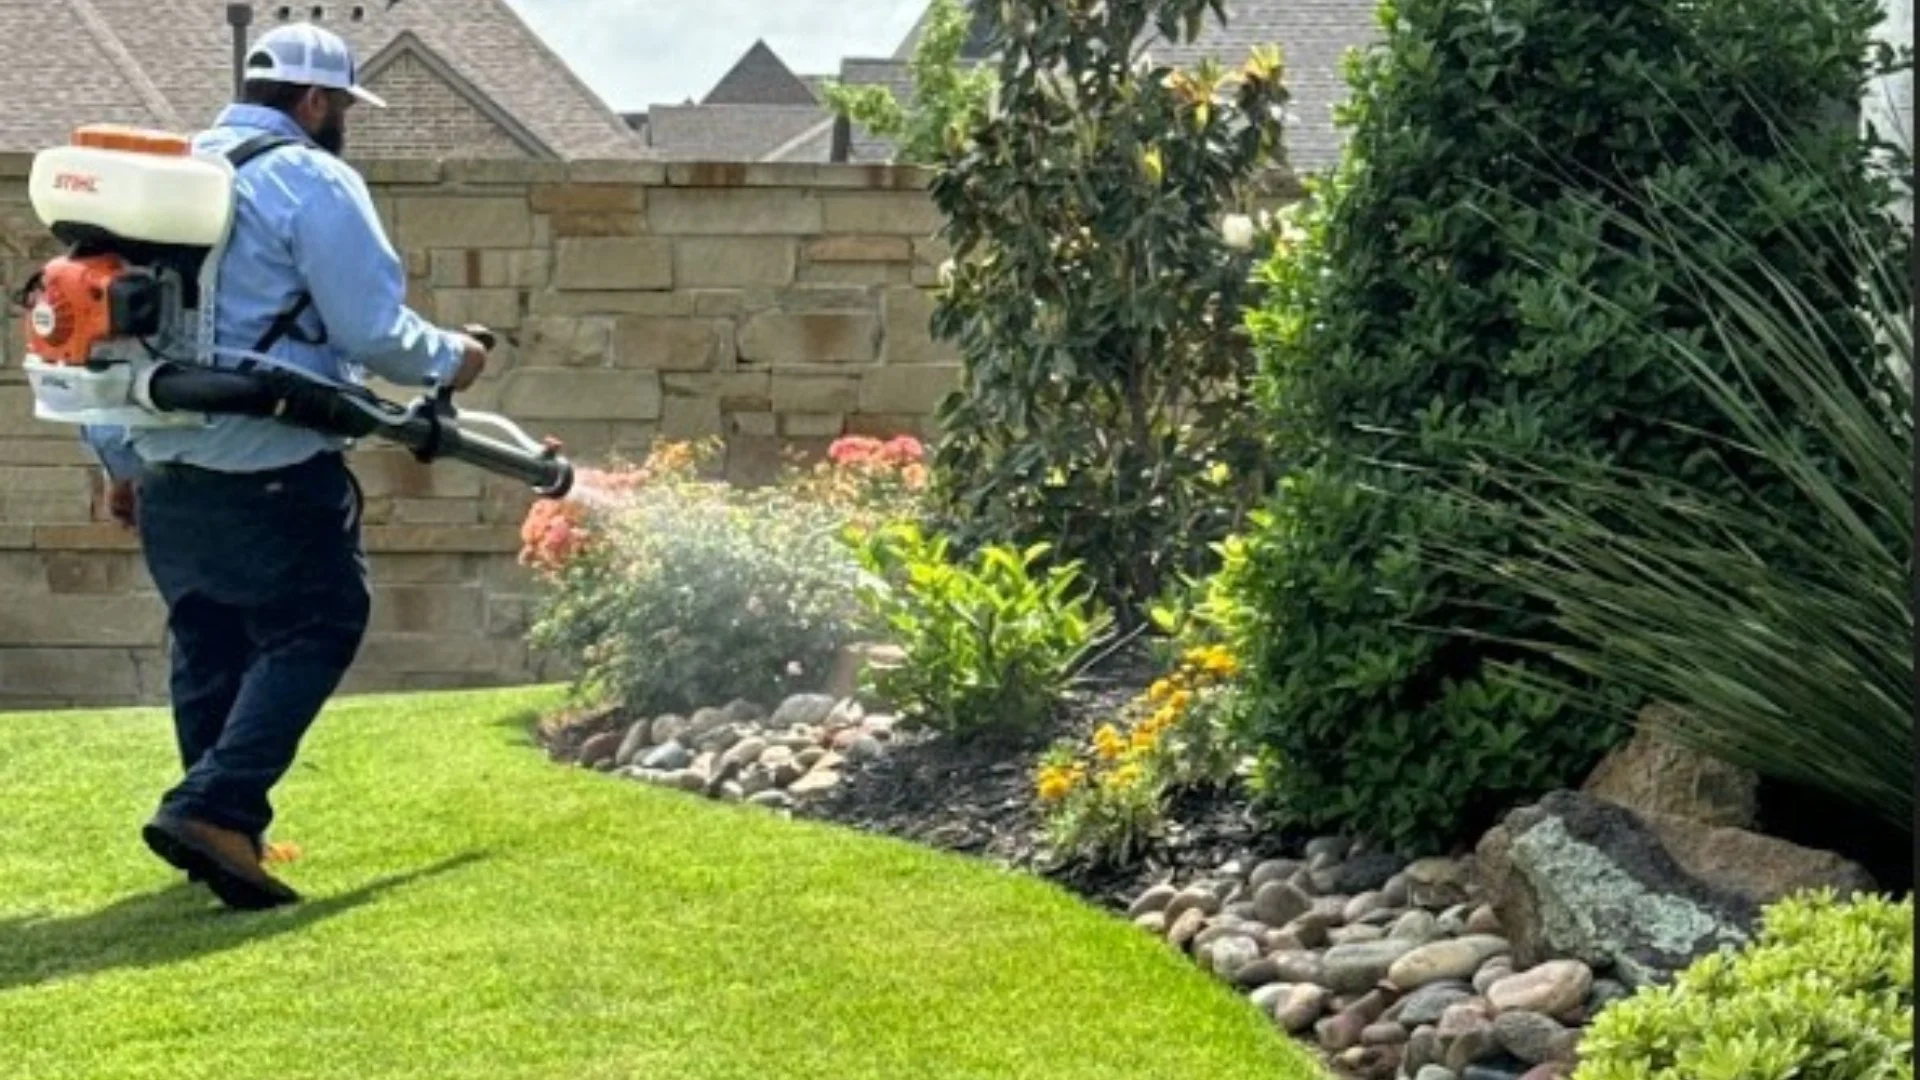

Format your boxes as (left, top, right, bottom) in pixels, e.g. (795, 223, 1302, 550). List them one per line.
(0, 686, 1321, 1080)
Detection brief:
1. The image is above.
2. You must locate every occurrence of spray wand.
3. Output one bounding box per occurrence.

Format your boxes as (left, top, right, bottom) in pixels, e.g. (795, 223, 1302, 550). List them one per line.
(133, 327, 576, 499)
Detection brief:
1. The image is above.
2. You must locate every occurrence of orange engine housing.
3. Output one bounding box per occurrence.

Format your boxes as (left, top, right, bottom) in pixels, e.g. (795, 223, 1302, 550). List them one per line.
(21, 253, 158, 366)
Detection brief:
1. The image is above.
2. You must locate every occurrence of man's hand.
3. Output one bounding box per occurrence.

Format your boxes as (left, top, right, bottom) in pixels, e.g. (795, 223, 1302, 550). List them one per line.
(447, 332, 490, 391)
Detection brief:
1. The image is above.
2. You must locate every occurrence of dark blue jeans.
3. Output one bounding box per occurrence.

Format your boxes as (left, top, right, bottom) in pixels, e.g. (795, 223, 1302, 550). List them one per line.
(136, 452, 370, 841)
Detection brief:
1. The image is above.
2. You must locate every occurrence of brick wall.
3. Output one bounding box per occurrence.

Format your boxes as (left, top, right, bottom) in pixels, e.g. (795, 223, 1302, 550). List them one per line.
(354, 53, 535, 160)
(0, 155, 958, 710)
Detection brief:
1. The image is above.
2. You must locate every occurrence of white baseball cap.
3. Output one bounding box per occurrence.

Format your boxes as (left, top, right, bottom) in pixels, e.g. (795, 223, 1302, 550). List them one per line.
(243, 23, 387, 108)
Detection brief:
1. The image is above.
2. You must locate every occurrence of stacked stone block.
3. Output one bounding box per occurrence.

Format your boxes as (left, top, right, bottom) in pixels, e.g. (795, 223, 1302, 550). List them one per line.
(0, 154, 957, 708)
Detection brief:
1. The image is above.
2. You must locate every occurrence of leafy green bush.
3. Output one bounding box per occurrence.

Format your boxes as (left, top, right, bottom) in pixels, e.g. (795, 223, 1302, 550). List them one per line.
(925, 0, 1291, 620)
(849, 521, 1112, 741)
(1429, 151, 1913, 832)
(1225, 0, 1909, 851)
(526, 441, 865, 717)
(1574, 890, 1914, 1080)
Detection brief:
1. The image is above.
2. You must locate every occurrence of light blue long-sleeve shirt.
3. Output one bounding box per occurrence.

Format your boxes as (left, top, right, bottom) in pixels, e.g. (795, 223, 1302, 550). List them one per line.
(83, 103, 462, 478)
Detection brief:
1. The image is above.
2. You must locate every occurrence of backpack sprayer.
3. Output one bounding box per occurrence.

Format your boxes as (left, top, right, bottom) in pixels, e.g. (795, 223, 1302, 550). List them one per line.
(10, 124, 574, 500)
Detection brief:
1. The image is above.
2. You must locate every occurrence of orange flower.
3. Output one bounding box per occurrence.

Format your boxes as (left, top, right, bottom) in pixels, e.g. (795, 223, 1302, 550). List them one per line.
(519, 498, 591, 572)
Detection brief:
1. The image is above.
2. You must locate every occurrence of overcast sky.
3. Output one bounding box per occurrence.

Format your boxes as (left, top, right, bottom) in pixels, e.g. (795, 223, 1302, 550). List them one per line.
(502, 0, 931, 112)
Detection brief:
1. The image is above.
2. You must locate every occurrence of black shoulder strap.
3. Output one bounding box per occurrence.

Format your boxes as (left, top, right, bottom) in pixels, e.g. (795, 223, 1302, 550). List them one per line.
(226, 133, 300, 170)
(222, 134, 328, 354)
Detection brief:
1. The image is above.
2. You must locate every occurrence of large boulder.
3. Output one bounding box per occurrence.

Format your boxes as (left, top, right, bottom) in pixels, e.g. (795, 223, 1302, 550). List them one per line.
(1477, 790, 1876, 987)
(1581, 706, 1759, 828)
(1637, 810, 1880, 907)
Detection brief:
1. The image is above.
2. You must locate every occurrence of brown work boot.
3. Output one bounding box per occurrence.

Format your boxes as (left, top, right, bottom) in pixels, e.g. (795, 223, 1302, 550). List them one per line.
(143, 813, 301, 911)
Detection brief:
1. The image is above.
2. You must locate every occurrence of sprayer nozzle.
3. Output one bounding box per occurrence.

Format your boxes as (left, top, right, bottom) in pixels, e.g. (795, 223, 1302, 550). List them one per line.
(535, 460, 575, 501)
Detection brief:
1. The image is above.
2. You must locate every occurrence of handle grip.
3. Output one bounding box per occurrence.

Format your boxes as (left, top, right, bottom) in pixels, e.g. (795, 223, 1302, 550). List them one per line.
(431, 324, 500, 413)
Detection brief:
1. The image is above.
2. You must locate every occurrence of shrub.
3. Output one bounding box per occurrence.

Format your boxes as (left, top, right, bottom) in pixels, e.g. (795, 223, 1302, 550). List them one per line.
(925, 0, 1291, 620)
(848, 521, 1112, 741)
(1428, 149, 1913, 832)
(525, 440, 866, 717)
(1573, 890, 1914, 1080)
(1036, 643, 1246, 865)
(1226, 0, 1907, 852)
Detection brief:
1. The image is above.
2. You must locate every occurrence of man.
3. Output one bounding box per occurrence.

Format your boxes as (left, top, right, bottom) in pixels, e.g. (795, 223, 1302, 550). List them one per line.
(83, 22, 488, 912)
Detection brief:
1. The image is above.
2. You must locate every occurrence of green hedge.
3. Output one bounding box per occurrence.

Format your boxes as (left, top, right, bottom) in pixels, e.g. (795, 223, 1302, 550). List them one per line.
(1224, 0, 1906, 852)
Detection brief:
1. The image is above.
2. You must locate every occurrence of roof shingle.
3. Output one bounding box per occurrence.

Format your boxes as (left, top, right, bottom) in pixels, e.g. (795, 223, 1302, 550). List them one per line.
(0, 1, 646, 158)
(861, 0, 1380, 172)
(1136, 0, 1381, 172)
(704, 40, 821, 106)
(644, 104, 830, 161)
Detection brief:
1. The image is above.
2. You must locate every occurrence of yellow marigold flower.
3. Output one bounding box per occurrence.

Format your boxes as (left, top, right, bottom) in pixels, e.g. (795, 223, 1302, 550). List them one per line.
(1105, 762, 1145, 791)
(1130, 727, 1159, 754)
(1035, 764, 1083, 803)
(1147, 678, 1174, 702)
(1092, 724, 1125, 761)
(1169, 689, 1193, 713)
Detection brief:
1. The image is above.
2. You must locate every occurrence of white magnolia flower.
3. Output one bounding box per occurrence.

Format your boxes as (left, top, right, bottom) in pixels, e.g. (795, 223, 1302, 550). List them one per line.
(1221, 214, 1256, 251)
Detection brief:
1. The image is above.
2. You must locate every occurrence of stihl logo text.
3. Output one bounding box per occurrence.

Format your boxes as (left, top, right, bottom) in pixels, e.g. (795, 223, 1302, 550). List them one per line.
(53, 173, 99, 193)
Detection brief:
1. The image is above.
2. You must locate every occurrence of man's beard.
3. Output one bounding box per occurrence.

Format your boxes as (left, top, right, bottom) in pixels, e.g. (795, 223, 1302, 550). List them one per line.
(314, 109, 346, 156)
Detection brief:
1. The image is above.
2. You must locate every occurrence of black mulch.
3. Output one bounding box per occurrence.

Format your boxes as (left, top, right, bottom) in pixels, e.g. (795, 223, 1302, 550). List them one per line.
(530, 640, 1302, 914)
(787, 639, 1300, 913)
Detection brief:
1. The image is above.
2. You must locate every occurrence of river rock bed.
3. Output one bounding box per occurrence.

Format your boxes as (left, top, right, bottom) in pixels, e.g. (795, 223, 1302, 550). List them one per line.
(1131, 847, 1616, 1079)
(542, 692, 901, 809)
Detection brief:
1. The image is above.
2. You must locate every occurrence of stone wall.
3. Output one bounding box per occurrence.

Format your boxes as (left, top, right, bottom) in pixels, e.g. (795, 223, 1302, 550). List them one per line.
(0, 155, 958, 710)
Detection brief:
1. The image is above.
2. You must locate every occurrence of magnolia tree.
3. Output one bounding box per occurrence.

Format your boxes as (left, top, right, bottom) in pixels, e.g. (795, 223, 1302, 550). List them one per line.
(923, 0, 1293, 620)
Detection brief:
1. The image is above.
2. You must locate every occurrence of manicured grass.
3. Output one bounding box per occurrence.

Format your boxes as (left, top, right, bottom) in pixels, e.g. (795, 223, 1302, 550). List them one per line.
(0, 686, 1321, 1080)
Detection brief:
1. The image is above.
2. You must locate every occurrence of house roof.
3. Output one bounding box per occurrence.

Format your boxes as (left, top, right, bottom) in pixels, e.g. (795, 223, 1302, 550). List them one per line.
(360, 30, 558, 157)
(0, 0, 645, 158)
(1137, 0, 1382, 172)
(865, 0, 1380, 172)
(764, 117, 839, 163)
(704, 40, 820, 106)
(633, 0, 1380, 169)
(644, 104, 832, 161)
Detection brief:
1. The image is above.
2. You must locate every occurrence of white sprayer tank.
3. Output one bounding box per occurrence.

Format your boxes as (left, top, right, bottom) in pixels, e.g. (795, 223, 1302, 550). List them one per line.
(28, 126, 233, 247)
